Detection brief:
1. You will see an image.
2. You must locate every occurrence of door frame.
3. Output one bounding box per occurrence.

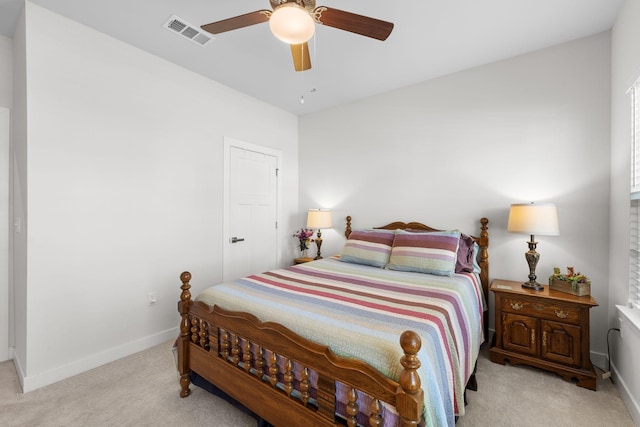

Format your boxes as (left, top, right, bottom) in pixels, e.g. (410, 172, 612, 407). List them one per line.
(0, 107, 10, 362)
(223, 137, 282, 281)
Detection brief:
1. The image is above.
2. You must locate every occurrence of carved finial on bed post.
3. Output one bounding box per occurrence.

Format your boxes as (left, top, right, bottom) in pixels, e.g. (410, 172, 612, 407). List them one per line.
(178, 271, 193, 398)
(397, 331, 424, 427)
(180, 271, 192, 305)
(480, 217, 488, 236)
(345, 216, 352, 238)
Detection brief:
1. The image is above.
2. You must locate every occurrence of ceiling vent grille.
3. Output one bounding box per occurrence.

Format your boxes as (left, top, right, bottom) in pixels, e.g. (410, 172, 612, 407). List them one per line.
(163, 15, 213, 47)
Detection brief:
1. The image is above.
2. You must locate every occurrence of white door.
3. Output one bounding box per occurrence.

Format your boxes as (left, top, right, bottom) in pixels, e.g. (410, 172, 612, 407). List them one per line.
(224, 138, 279, 281)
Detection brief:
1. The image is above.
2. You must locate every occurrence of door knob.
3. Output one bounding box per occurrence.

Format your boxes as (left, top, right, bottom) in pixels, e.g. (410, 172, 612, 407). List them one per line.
(230, 237, 245, 243)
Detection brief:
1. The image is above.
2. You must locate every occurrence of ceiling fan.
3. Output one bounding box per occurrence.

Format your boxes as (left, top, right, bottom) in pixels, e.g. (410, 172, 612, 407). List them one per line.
(200, 0, 394, 71)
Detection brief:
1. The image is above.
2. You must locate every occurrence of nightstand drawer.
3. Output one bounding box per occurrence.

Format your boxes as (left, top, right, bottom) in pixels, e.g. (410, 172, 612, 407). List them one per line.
(501, 297, 581, 325)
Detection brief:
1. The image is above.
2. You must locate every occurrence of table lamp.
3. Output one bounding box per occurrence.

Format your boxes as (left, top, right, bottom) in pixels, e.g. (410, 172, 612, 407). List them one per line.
(306, 209, 332, 259)
(507, 202, 559, 290)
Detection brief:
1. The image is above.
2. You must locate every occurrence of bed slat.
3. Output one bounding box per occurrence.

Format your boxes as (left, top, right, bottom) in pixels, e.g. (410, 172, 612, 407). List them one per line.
(316, 374, 336, 422)
(370, 399, 383, 427)
(346, 388, 359, 427)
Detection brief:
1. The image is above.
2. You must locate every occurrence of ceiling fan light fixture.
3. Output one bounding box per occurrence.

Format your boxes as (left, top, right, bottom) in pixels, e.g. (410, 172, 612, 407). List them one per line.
(269, 3, 315, 44)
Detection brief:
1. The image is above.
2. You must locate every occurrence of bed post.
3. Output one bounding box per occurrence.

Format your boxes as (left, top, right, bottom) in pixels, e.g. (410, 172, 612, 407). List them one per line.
(477, 218, 490, 339)
(478, 218, 489, 294)
(178, 271, 193, 398)
(396, 331, 424, 427)
(345, 215, 352, 238)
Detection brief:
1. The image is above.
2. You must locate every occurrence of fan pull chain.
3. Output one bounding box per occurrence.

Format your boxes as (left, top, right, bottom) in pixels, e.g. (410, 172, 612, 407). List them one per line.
(299, 32, 317, 105)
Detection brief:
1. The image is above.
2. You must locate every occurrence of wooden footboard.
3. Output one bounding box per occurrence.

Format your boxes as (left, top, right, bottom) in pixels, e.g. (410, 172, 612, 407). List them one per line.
(177, 271, 424, 427)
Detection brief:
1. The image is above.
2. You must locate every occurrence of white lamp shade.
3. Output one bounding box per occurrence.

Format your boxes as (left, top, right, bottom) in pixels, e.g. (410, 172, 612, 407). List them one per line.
(269, 3, 315, 44)
(307, 209, 332, 229)
(507, 203, 559, 236)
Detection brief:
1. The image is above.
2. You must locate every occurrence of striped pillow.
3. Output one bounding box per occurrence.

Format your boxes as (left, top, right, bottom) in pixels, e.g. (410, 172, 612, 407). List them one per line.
(387, 230, 461, 276)
(339, 229, 396, 268)
(406, 229, 476, 273)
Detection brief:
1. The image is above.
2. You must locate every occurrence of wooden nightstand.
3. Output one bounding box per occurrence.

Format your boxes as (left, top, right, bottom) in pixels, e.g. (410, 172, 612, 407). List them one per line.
(293, 257, 314, 265)
(489, 278, 599, 390)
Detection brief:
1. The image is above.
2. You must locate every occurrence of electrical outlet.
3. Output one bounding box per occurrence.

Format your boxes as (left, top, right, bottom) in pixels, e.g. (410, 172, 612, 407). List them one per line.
(148, 292, 157, 305)
(617, 320, 623, 339)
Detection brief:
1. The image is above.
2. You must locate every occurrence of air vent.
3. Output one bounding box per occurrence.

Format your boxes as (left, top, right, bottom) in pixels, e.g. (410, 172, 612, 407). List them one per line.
(163, 15, 213, 47)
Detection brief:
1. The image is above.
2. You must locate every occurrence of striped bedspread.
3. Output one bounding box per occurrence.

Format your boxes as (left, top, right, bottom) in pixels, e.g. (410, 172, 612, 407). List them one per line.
(196, 257, 485, 427)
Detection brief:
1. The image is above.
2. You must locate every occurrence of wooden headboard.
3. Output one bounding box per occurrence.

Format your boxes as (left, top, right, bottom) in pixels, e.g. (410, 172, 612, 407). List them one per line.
(345, 216, 490, 336)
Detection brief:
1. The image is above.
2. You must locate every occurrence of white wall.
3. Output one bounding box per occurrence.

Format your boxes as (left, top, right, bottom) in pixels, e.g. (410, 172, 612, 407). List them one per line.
(610, 0, 640, 424)
(14, 2, 299, 391)
(300, 33, 612, 361)
(0, 32, 14, 363)
(0, 35, 12, 106)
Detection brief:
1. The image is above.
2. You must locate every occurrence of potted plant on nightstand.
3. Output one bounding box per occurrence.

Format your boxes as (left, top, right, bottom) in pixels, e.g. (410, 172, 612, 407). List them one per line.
(549, 267, 591, 296)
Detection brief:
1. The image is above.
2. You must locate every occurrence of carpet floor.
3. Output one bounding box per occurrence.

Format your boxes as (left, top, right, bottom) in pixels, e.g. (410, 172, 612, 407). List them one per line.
(0, 341, 635, 426)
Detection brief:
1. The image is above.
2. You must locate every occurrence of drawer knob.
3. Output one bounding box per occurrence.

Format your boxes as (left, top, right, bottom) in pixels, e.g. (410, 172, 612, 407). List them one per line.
(533, 304, 544, 312)
(554, 310, 569, 319)
(510, 302, 523, 310)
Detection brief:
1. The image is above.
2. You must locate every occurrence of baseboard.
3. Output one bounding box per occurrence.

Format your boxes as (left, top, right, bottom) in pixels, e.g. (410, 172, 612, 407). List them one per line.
(612, 362, 640, 426)
(590, 349, 608, 373)
(20, 327, 178, 393)
(12, 347, 26, 392)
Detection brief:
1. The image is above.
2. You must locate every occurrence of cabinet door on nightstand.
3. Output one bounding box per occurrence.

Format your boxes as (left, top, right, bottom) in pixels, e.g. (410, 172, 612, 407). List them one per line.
(503, 313, 538, 356)
(540, 320, 581, 367)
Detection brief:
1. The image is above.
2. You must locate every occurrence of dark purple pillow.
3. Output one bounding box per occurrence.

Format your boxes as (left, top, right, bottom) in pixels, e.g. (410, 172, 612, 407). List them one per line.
(456, 233, 476, 273)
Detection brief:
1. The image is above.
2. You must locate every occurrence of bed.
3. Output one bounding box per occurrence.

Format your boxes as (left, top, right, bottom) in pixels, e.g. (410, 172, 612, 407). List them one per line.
(177, 216, 489, 427)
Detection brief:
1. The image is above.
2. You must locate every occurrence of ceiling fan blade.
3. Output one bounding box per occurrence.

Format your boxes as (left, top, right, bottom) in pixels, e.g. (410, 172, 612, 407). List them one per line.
(201, 10, 271, 34)
(314, 7, 394, 41)
(291, 43, 312, 72)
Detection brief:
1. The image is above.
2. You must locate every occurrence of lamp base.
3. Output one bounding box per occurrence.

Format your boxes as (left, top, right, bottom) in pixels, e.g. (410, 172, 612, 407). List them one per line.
(522, 281, 544, 291)
(314, 234, 323, 260)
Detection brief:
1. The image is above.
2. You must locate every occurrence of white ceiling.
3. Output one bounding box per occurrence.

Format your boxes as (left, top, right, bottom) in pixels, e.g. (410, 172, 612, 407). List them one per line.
(0, 0, 624, 115)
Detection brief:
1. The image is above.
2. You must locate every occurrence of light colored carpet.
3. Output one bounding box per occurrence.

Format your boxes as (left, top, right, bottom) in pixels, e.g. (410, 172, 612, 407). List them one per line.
(457, 346, 636, 427)
(0, 342, 635, 427)
(0, 341, 255, 427)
